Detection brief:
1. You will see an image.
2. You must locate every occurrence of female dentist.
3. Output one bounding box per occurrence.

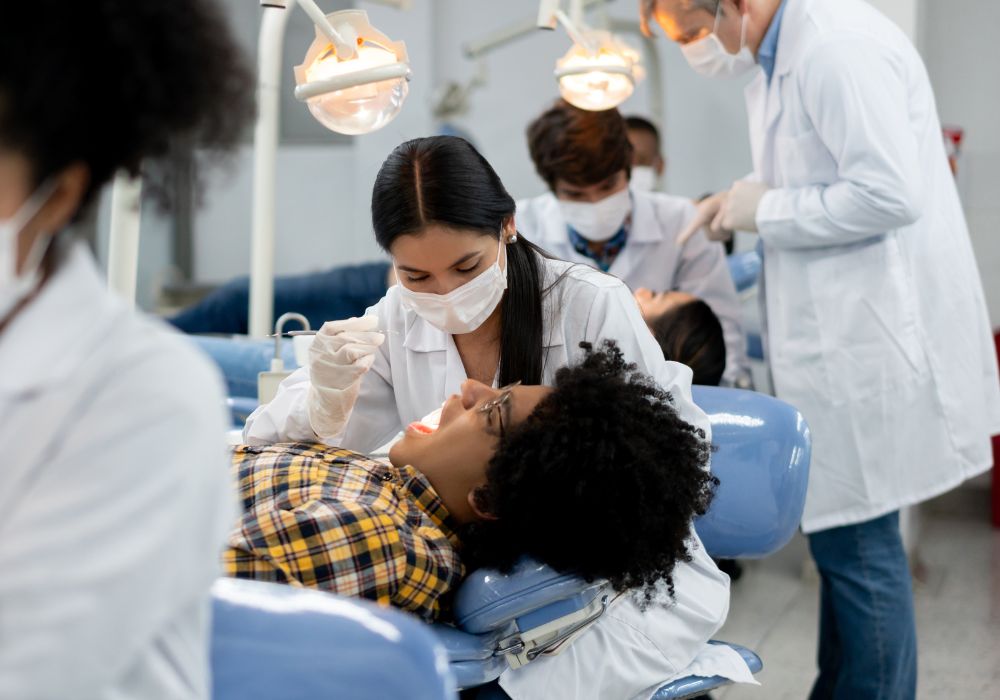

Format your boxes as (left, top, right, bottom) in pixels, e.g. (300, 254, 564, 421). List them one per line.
(244, 135, 705, 451)
(0, 1, 252, 698)
(244, 136, 751, 698)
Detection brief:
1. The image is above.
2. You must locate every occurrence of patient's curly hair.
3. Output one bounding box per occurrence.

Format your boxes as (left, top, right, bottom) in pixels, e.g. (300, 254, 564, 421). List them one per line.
(0, 0, 254, 213)
(461, 341, 717, 599)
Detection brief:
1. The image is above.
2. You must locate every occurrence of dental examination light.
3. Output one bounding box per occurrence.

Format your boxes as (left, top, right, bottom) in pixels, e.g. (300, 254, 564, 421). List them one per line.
(538, 0, 643, 111)
(249, 0, 409, 337)
(291, 1, 410, 135)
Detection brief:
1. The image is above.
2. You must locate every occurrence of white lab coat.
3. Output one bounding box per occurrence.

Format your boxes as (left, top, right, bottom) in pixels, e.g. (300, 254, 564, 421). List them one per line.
(748, 0, 1000, 532)
(0, 242, 234, 699)
(515, 189, 749, 385)
(245, 256, 752, 692)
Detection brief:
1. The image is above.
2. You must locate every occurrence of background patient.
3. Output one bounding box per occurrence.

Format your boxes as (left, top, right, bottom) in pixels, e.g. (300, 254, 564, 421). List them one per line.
(226, 341, 716, 620)
(635, 288, 727, 387)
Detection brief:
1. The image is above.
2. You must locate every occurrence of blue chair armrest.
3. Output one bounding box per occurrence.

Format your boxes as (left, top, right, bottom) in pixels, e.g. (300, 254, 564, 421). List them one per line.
(431, 623, 508, 690)
(211, 579, 455, 700)
(651, 641, 762, 699)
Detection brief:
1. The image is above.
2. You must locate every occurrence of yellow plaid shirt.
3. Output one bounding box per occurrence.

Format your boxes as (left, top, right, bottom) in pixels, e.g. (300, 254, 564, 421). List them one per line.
(224, 443, 464, 621)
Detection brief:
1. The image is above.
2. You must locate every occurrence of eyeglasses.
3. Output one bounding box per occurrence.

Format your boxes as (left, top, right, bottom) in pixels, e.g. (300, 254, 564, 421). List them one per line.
(477, 381, 521, 439)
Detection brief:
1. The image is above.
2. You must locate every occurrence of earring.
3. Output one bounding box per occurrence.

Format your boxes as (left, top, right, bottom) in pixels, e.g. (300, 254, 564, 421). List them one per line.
(509, 233, 518, 243)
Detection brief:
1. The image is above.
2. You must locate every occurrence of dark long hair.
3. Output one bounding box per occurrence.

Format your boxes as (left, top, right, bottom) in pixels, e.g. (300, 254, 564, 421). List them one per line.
(371, 136, 547, 385)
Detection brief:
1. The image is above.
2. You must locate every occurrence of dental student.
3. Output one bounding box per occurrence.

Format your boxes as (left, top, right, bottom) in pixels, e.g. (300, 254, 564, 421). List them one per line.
(0, 1, 252, 697)
(245, 135, 752, 698)
(644, 0, 1000, 697)
(515, 100, 751, 386)
(244, 134, 706, 451)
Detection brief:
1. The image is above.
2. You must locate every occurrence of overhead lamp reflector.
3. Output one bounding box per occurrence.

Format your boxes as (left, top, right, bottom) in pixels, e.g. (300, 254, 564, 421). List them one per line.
(555, 30, 643, 112)
(294, 9, 410, 135)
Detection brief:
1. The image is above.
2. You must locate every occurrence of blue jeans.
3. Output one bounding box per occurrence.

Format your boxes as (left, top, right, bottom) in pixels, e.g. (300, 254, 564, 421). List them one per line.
(170, 261, 390, 335)
(807, 511, 917, 700)
(186, 336, 298, 399)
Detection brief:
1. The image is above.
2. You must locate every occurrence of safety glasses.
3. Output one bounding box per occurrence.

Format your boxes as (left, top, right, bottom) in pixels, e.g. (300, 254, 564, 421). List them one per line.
(477, 381, 521, 440)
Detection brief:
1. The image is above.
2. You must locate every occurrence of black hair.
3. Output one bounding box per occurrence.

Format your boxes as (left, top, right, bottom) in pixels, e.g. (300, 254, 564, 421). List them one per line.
(461, 340, 717, 600)
(371, 135, 549, 385)
(624, 115, 662, 149)
(649, 299, 727, 386)
(0, 0, 254, 213)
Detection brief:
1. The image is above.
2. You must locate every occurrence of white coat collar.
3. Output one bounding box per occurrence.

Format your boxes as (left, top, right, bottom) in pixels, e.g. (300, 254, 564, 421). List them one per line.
(532, 193, 572, 247)
(400, 253, 569, 353)
(402, 301, 448, 353)
(0, 240, 122, 396)
(627, 190, 666, 244)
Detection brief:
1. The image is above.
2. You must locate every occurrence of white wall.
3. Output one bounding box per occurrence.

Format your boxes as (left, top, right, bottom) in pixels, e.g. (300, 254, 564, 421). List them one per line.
(867, 0, 921, 45)
(192, 145, 358, 282)
(918, 0, 1000, 327)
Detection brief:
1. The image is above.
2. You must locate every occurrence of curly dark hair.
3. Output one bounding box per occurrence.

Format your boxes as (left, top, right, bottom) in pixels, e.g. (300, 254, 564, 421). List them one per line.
(526, 99, 633, 190)
(461, 340, 717, 599)
(0, 0, 254, 213)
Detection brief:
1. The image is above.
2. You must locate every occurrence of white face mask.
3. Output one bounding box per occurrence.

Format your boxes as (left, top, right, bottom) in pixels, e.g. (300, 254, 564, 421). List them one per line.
(630, 166, 659, 193)
(0, 182, 56, 324)
(681, 3, 756, 79)
(558, 187, 632, 243)
(396, 235, 508, 335)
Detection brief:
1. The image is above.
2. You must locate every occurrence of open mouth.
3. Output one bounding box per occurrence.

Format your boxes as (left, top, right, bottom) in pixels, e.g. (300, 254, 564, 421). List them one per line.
(406, 421, 437, 436)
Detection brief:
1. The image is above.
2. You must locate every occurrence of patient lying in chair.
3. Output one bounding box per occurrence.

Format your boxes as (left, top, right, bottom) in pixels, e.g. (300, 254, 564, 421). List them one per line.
(225, 340, 716, 623)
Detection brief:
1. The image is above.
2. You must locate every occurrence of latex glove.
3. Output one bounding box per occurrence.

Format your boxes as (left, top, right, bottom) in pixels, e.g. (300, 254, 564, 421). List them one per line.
(715, 180, 769, 234)
(677, 192, 731, 245)
(307, 315, 385, 439)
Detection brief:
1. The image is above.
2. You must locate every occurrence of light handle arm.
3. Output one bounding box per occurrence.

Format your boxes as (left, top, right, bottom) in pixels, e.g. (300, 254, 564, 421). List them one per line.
(555, 9, 596, 53)
(298, 0, 358, 59)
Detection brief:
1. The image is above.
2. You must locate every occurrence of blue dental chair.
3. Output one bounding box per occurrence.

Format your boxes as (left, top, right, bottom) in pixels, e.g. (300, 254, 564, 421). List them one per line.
(209, 384, 810, 699)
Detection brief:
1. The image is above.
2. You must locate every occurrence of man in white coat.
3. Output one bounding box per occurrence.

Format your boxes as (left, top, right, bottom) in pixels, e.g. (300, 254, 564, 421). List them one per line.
(516, 100, 751, 386)
(644, 0, 1000, 697)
